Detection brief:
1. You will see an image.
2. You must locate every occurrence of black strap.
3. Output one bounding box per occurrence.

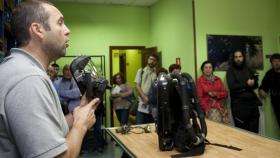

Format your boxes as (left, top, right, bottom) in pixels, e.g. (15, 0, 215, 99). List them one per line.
(205, 139, 242, 151)
(171, 139, 241, 158)
(171, 143, 205, 158)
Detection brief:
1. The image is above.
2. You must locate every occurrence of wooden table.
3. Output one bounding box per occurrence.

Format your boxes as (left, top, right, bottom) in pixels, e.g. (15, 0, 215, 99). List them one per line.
(106, 120, 280, 158)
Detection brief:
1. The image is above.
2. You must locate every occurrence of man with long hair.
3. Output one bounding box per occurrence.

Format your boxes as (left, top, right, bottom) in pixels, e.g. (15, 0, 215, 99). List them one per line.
(226, 50, 261, 133)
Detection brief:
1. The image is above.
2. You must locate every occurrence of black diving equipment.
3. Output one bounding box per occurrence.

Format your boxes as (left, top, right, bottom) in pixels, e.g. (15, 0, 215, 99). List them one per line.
(70, 56, 110, 100)
(155, 72, 207, 155)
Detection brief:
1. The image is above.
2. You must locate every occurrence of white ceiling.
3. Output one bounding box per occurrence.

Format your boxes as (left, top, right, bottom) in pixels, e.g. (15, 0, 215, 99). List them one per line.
(52, 0, 159, 7)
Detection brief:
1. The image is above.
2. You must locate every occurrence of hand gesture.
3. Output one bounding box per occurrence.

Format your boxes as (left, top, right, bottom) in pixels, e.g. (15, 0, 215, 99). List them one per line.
(259, 89, 268, 98)
(247, 79, 255, 87)
(208, 91, 216, 97)
(142, 95, 149, 108)
(222, 115, 230, 124)
(72, 96, 100, 130)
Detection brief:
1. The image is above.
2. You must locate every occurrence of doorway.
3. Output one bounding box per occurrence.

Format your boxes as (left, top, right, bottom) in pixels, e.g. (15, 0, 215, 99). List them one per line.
(109, 46, 159, 126)
(110, 46, 145, 86)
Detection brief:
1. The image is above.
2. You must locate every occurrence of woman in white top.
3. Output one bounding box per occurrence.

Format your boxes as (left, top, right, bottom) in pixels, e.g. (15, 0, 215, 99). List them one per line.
(111, 73, 133, 125)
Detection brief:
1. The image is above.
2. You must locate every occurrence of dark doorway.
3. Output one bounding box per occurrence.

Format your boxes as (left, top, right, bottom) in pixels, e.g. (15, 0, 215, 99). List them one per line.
(119, 53, 127, 79)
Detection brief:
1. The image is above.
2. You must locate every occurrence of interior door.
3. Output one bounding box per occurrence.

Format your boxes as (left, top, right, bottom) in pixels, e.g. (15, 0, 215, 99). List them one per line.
(119, 52, 127, 81)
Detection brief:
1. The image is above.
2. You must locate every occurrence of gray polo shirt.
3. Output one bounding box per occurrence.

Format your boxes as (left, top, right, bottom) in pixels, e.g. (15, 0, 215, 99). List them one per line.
(0, 48, 69, 158)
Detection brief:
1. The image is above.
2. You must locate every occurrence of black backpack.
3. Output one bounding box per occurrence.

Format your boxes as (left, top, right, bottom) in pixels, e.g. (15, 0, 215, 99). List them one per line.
(155, 72, 207, 157)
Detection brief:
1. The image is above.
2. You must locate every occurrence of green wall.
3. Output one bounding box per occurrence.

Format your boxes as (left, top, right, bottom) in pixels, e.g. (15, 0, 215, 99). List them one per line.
(54, 2, 151, 74)
(54, 2, 151, 126)
(150, 0, 195, 76)
(278, 0, 280, 51)
(195, 0, 280, 139)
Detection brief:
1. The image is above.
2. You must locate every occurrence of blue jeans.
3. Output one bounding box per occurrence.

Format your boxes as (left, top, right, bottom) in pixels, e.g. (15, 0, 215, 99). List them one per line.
(115, 109, 129, 125)
(136, 111, 154, 125)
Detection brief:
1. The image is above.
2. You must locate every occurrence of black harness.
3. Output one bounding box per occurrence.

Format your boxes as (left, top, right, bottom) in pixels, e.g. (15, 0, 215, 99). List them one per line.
(156, 72, 207, 156)
(155, 72, 241, 157)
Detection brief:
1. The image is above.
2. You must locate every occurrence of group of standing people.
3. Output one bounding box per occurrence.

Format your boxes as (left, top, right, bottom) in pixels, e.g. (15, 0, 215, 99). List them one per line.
(198, 50, 280, 134)
(111, 50, 280, 136)
(226, 50, 280, 134)
(197, 50, 262, 133)
(111, 51, 230, 128)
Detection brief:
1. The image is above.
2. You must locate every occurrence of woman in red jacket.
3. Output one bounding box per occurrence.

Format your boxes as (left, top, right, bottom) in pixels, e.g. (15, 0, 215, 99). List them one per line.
(197, 61, 230, 124)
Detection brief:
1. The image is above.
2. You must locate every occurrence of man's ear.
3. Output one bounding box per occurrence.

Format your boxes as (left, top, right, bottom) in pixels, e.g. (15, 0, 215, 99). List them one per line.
(30, 23, 44, 39)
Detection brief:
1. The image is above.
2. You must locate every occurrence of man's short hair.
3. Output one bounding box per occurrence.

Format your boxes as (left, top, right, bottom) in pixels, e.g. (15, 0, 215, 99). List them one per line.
(270, 53, 280, 63)
(51, 63, 60, 72)
(168, 64, 181, 73)
(11, 0, 53, 47)
(156, 67, 168, 76)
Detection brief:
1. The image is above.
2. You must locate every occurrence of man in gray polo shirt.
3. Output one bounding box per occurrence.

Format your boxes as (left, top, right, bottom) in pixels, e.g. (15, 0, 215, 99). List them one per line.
(0, 1, 99, 158)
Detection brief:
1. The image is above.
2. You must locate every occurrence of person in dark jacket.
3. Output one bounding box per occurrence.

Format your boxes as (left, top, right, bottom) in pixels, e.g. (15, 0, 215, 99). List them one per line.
(259, 53, 280, 128)
(226, 50, 261, 133)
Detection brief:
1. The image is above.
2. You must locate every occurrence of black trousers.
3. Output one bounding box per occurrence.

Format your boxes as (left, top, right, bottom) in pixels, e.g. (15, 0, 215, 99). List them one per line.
(272, 100, 280, 128)
(61, 103, 69, 115)
(231, 104, 260, 133)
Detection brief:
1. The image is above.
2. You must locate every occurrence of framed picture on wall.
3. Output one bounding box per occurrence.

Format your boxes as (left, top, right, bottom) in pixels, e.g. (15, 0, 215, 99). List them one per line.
(207, 34, 263, 71)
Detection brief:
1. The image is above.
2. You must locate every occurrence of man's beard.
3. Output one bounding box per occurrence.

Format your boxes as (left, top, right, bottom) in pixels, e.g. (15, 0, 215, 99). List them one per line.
(274, 65, 280, 72)
(43, 41, 66, 61)
(233, 60, 244, 68)
(148, 62, 156, 68)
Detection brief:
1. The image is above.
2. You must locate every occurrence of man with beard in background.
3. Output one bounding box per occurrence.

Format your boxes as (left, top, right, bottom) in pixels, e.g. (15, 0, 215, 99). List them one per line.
(134, 53, 158, 124)
(226, 50, 261, 133)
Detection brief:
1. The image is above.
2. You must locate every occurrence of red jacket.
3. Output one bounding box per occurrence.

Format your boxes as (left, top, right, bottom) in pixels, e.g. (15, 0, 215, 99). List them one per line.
(196, 75, 228, 113)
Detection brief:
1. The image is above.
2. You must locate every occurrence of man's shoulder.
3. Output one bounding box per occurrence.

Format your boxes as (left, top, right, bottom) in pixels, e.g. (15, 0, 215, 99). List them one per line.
(226, 66, 234, 71)
(135, 68, 145, 76)
(0, 58, 47, 89)
(263, 68, 278, 77)
(267, 68, 275, 73)
(142, 66, 148, 71)
(138, 67, 145, 73)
